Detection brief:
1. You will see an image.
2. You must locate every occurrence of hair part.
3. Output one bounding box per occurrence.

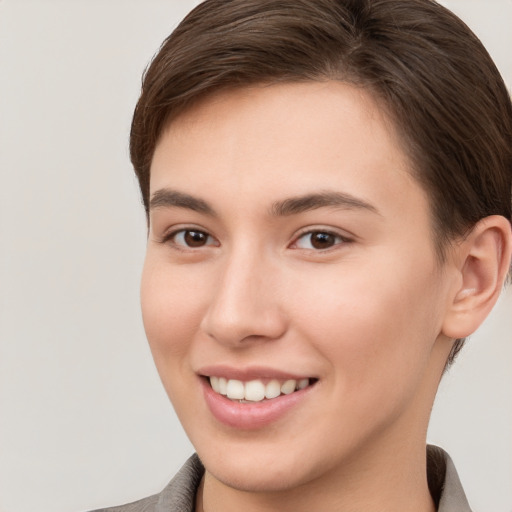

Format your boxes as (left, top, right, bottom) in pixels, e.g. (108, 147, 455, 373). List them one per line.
(130, 0, 512, 364)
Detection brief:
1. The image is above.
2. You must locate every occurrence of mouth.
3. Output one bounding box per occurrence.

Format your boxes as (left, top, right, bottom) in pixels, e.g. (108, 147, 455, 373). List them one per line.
(198, 367, 318, 428)
(206, 376, 317, 403)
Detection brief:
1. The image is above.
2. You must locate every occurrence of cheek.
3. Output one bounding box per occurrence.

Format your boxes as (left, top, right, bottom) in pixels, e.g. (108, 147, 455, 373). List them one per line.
(140, 257, 206, 365)
(291, 257, 442, 405)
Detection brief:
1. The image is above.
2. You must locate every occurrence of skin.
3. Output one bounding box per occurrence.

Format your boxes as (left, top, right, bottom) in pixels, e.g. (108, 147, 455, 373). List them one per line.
(141, 81, 478, 512)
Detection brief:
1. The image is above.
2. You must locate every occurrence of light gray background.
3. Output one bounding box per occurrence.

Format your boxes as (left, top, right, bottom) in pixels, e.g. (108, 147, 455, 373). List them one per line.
(0, 1, 510, 511)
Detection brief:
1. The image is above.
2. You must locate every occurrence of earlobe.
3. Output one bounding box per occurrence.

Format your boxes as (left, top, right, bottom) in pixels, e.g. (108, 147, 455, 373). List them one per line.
(442, 215, 512, 339)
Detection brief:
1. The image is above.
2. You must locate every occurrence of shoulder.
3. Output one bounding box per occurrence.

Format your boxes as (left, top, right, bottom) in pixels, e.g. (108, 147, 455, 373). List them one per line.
(88, 454, 204, 512)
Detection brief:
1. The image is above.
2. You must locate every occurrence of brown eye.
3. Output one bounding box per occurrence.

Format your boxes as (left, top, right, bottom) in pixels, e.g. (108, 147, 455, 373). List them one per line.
(294, 231, 344, 250)
(184, 230, 208, 247)
(310, 232, 336, 249)
(171, 229, 217, 248)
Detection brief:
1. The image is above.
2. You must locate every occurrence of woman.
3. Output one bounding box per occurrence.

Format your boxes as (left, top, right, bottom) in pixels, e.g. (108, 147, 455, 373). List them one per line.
(93, 0, 512, 510)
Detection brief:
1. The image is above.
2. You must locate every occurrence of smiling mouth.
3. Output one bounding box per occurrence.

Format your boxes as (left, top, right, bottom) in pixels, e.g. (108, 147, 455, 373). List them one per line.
(207, 376, 317, 403)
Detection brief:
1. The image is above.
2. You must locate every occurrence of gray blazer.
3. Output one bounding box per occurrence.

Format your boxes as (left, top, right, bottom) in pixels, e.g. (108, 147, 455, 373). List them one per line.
(90, 445, 472, 512)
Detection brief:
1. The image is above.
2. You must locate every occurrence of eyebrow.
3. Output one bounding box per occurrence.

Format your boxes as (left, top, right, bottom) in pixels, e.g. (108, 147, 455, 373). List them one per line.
(150, 189, 217, 216)
(270, 191, 380, 217)
(149, 188, 380, 218)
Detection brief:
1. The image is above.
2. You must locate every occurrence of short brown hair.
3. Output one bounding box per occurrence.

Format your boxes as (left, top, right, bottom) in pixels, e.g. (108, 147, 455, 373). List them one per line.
(130, 0, 512, 363)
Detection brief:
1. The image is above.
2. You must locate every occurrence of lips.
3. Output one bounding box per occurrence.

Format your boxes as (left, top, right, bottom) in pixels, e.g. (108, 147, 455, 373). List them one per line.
(198, 367, 317, 429)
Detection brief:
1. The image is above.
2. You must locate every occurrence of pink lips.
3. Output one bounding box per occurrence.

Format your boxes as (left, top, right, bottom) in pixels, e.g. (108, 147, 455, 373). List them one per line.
(199, 370, 316, 430)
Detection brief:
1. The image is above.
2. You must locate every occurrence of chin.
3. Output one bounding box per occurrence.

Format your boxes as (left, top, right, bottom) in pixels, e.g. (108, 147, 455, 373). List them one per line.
(204, 458, 314, 493)
(196, 437, 329, 494)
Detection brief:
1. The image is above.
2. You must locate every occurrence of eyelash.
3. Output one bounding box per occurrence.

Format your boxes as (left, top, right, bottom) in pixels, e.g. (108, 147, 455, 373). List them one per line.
(162, 228, 218, 250)
(291, 229, 351, 251)
(160, 227, 351, 252)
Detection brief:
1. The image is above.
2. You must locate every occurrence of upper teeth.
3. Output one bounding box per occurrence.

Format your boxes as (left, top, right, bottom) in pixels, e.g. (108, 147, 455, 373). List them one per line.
(209, 377, 310, 402)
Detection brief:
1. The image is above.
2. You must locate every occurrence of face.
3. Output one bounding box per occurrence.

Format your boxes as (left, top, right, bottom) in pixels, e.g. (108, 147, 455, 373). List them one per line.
(142, 82, 455, 493)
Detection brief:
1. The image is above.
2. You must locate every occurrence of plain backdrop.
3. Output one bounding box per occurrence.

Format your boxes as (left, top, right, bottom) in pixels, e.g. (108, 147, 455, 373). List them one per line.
(0, 1, 511, 511)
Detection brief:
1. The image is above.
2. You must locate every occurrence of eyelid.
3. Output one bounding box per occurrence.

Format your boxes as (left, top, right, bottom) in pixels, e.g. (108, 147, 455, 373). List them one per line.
(159, 225, 219, 249)
(290, 227, 353, 251)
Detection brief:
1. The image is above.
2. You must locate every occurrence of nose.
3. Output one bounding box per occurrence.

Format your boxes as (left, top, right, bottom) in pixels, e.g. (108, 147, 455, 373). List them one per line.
(200, 249, 287, 347)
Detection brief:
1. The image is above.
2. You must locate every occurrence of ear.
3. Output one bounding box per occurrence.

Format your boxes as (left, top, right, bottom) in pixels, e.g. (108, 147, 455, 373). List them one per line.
(442, 215, 512, 339)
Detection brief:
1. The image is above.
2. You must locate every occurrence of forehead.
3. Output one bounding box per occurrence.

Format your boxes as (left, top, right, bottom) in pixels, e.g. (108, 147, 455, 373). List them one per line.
(150, 81, 429, 228)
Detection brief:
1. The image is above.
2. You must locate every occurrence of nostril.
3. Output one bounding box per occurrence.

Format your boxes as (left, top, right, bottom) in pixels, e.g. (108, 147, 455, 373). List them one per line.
(200, 312, 287, 347)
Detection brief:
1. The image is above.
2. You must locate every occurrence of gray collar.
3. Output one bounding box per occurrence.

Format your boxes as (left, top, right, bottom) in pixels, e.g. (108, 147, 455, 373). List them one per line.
(428, 445, 472, 511)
